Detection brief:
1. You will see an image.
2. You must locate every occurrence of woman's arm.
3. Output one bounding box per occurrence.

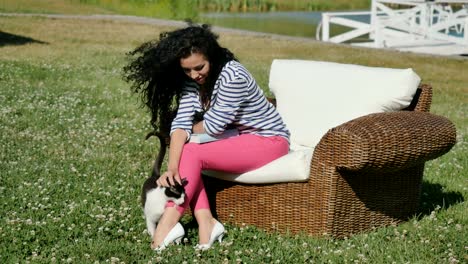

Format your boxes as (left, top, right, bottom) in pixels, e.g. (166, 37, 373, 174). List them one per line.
(157, 129, 187, 187)
(170, 83, 200, 139)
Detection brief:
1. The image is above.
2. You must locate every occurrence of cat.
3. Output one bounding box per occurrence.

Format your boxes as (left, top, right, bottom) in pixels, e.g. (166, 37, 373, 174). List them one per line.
(141, 131, 188, 237)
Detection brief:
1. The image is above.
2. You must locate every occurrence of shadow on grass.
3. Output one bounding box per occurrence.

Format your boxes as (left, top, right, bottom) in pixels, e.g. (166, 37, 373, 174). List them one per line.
(0, 31, 48, 47)
(417, 181, 464, 218)
(180, 179, 464, 239)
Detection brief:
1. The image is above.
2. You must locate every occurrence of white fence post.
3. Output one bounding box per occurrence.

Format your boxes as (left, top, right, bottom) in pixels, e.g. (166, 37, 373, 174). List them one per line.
(370, 0, 378, 40)
(465, 17, 468, 44)
(322, 13, 330, 41)
(374, 19, 384, 48)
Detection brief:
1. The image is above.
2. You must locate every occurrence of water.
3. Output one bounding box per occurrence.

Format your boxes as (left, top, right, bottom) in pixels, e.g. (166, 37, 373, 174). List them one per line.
(200, 11, 462, 40)
(200, 11, 325, 38)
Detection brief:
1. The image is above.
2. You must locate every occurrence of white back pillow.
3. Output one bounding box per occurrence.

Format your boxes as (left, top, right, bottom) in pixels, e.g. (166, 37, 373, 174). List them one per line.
(269, 59, 421, 149)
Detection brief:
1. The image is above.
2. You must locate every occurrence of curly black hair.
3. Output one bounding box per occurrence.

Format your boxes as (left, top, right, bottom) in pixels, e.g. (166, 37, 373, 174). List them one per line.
(122, 24, 237, 134)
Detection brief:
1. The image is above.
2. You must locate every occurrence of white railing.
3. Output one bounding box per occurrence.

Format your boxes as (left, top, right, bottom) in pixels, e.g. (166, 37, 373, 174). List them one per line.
(319, 11, 373, 43)
(317, 0, 468, 48)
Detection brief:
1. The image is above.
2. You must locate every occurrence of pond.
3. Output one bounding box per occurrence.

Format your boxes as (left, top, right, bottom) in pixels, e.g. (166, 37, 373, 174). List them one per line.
(200, 11, 322, 38)
(201, 11, 465, 40)
(200, 11, 370, 39)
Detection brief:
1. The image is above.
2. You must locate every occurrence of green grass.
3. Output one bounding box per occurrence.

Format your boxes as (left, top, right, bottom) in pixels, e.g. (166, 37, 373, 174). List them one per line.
(0, 13, 467, 264)
(0, 0, 197, 20)
(0, 0, 112, 15)
(0, 0, 370, 20)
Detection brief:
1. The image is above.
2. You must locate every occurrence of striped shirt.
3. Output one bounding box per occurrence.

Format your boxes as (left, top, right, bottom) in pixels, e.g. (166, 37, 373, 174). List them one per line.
(171, 60, 290, 143)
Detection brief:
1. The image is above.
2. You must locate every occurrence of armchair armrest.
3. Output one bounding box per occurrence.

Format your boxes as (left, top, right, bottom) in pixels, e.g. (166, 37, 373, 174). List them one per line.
(313, 111, 456, 172)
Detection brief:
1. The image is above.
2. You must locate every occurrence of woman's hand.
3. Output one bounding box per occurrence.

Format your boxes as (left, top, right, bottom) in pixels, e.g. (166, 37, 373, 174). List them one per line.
(157, 168, 181, 187)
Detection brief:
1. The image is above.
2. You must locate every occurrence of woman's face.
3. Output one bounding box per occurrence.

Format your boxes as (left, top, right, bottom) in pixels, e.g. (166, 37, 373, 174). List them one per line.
(180, 52, 210, 85)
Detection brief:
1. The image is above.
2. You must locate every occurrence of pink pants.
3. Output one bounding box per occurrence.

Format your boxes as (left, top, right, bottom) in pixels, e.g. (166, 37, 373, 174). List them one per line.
(169, 134, 289, 214)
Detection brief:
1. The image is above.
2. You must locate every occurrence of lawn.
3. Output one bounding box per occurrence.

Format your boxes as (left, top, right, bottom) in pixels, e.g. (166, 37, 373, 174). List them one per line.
(0, 0, 371, 16)
(0, 13, 466, 264)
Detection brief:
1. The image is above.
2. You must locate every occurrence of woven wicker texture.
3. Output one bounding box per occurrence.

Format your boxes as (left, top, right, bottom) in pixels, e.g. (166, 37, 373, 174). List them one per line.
(201, 84, 456, 237)
(152, 84, 457, 237)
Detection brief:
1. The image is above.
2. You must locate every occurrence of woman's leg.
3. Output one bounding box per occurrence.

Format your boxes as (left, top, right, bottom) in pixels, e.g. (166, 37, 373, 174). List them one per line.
(151, 206, 182, 249)
(177, 134, 289, 243)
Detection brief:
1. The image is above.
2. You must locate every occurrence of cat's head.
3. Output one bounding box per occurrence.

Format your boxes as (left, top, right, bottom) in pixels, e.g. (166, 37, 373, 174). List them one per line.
(165, 178, 188, 205)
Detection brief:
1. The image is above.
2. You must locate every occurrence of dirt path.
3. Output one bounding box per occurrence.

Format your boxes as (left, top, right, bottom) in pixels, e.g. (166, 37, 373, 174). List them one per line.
(0, 13, 317, 43)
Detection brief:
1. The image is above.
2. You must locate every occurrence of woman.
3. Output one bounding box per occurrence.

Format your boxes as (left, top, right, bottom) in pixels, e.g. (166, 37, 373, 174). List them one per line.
(123, 24, 290, 250)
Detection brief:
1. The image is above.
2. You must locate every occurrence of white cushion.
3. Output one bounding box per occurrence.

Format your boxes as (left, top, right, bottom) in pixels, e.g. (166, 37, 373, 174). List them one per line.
(269, 59, 421, 149)
(203, 147, 313, 184)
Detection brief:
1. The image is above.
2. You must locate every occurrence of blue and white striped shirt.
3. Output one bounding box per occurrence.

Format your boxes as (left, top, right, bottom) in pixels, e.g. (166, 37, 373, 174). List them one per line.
(171, 60, 290, 143)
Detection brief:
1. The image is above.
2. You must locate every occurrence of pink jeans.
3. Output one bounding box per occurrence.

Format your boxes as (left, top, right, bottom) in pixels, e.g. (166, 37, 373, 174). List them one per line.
(169, 134, 289, 214)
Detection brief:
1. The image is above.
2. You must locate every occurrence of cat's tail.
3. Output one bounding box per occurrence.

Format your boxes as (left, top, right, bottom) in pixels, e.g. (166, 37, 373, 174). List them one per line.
(145, 131, 168, 177)
(141, 131, 168, 207)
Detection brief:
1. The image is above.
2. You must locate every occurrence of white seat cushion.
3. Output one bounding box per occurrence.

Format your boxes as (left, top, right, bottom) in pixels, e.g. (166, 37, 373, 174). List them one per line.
(203, 147, 313, 184)
(269, 59, 421, 149)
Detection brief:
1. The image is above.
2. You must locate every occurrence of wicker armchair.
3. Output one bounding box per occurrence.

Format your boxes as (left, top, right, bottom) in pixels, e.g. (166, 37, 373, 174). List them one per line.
(197, 84, 456, 237)
(149, 79, 456, 237)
